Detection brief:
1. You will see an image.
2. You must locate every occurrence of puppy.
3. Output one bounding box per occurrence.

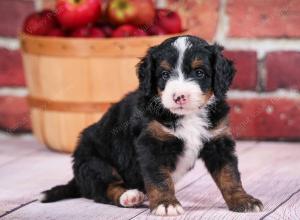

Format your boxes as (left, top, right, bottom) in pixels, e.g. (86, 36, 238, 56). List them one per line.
(41, 36, 263, 216)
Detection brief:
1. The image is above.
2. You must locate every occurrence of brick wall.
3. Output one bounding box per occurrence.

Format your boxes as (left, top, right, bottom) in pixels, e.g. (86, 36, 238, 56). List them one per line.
(0, 0, 300, 140)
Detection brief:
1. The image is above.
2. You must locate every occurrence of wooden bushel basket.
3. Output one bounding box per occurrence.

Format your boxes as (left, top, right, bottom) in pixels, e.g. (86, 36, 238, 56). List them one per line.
(20, 34, 172, 153)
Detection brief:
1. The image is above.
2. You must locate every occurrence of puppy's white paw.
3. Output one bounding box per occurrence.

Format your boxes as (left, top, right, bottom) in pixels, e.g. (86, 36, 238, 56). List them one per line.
(252, 204, 263, 212)
(152, 204, 184, 216)
(119, 189, 145, 207)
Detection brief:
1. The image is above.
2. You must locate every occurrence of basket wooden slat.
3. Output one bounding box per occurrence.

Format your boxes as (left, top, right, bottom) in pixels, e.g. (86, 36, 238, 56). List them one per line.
(21, 34, 170, 57)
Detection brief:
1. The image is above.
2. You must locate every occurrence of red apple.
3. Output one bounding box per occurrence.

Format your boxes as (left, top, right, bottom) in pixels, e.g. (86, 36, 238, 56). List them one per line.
(112, 25, 147, 38)
(155, 9, 182, 34)
(40, 9, 59, 27)
(70, 26, 106, 38)
(90, 27, 105, 38)
(71, 26, 91, 37)
(23, 10, 58, 35)
(56, 0, 101, 29)
(132, 28, 147, 37)
(147, 25, 167, 36)
(129, 0, 155, 26)
(106, 0, 155, 26)
(47, 28, 65, 37)
(111, 24, 137, 37)
(112, 25, 135, 37)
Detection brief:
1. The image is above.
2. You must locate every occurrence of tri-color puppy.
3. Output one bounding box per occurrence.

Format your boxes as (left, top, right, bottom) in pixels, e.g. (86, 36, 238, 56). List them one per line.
(41, 35, 263, 216)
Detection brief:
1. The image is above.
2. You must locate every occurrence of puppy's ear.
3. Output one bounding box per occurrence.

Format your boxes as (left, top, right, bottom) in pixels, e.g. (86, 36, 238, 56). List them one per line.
(208, 44, 236, 99)
(137, 46, 156, 97)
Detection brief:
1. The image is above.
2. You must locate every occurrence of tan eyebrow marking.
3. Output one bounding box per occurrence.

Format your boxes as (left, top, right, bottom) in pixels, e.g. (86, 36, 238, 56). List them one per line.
(160, 60, 172, 70)
(191, 58, 203, 69)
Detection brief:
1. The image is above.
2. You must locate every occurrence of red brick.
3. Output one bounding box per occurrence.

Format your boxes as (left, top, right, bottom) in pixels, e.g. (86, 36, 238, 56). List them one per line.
(229, 98, 300, 140)
(266, 52, 300, 91)
(227, 0, 300, 38)
(0, 96, 31, 132)
(0, 48, 26, 86)
(0, 0, 35, 37)
(167, 0, 219, 40)
(224, 51, 257, 90)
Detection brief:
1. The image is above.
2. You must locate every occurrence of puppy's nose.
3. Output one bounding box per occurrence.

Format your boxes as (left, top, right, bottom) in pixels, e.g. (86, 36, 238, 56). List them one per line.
(173, 93, 188, 105)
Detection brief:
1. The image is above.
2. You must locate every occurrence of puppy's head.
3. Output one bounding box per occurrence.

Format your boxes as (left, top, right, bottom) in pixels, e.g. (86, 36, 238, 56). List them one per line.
(137, 35, 235, 116)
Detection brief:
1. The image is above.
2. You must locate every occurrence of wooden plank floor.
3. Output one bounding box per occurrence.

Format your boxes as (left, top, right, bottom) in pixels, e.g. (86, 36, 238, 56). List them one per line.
(0, 137, 299, 220)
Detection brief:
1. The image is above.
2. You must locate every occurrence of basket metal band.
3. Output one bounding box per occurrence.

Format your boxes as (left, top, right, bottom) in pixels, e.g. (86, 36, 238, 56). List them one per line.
(27, 96, 111, 113)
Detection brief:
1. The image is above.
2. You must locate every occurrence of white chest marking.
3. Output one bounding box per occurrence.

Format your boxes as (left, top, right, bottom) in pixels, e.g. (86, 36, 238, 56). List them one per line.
(164, 111, 211, 182)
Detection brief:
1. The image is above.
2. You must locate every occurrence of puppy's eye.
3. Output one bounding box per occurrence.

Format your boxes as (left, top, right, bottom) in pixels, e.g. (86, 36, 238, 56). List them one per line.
(195, 69, 205, 79)
(161, 71, 170, 80)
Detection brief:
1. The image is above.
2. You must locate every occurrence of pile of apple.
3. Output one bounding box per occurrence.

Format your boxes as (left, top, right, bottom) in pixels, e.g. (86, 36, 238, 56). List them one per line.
(23, 0, 182, 38)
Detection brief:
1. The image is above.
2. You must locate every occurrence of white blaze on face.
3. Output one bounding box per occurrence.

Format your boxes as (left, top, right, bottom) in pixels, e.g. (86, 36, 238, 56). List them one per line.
(161, 37, 207, 115)
(173, 37, 190, 80)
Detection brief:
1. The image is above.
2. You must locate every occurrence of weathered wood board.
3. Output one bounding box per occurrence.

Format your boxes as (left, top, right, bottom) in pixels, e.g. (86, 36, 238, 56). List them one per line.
(0, 139, 299, 220)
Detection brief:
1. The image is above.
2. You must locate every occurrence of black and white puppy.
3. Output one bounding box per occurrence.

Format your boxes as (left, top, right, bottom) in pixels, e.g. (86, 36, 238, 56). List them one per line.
(41, 35, 263, 216)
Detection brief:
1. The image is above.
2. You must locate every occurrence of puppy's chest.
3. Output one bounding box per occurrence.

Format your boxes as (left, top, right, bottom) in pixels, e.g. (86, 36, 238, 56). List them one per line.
(164, 114, 211, 182)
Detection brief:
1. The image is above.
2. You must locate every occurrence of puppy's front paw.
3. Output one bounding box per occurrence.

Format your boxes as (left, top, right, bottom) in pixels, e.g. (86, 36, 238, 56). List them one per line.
(152, 203, 184, 216)
(228, 194, 263, 212)
(119, 189, 145, 207)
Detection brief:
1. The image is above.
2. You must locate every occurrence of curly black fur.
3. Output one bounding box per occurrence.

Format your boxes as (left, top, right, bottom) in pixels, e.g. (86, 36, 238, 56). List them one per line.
(207, 44, 236, 99)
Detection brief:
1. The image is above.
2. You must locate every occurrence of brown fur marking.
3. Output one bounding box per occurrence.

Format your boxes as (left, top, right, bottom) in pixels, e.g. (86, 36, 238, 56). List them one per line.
(148, 121, 174, 141)
(198, 91, 213, 108)
(160, 60, 172, 70)
(211, 118, 232, 138)
(213, 165, 243, 195)
(191, 58, 203, 69)
(202, 91, 213, 103)
(145, 168, 179, 210)
(106, 180, 126, 205)
(212, 165, 261, 211)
